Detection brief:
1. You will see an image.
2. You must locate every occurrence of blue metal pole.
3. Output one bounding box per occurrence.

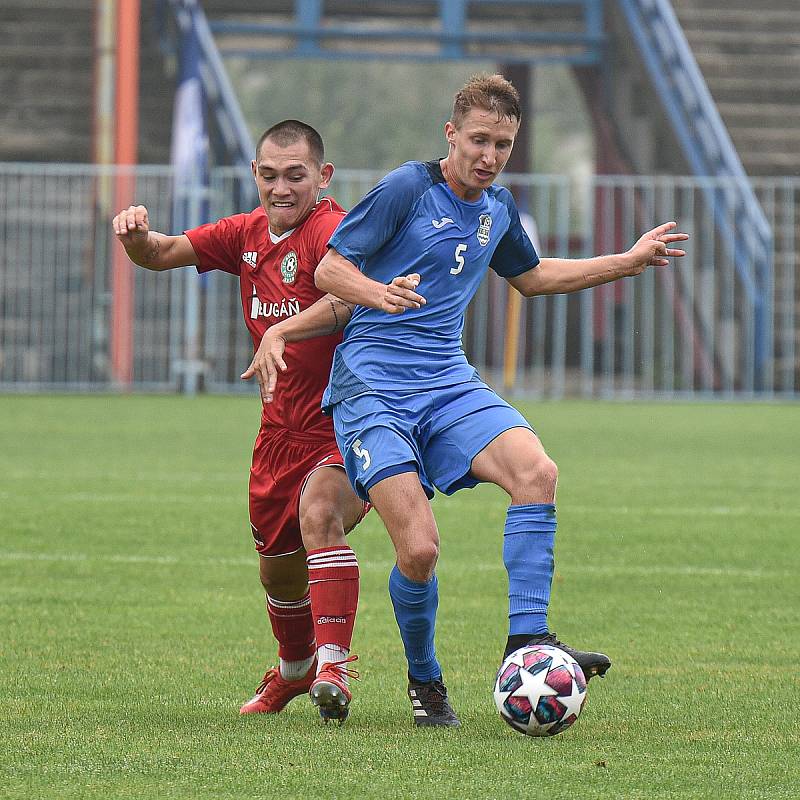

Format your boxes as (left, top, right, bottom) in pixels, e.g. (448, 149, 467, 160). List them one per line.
(440, 0, 466, 59)
(584, 0, 604, 61)
(297, 0, 322, 57)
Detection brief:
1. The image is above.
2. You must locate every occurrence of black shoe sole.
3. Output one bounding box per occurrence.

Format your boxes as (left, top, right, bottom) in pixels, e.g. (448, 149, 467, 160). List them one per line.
(413, 716, 461, 728)
(581, 660, 612, 680)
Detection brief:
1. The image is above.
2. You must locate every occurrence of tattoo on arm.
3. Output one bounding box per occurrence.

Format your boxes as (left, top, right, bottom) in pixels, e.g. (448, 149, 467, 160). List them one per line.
(142, 238, 161, 266)
(327, 297, 353, 334)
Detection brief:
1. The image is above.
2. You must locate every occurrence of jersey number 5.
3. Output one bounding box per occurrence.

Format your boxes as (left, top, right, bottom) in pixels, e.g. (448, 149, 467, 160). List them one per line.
(353, 439, 371, 471)
(451, 243, 467, 275)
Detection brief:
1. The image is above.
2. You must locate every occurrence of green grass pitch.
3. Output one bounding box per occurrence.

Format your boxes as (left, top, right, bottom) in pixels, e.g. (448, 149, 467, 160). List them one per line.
(1, 395, 798, 799)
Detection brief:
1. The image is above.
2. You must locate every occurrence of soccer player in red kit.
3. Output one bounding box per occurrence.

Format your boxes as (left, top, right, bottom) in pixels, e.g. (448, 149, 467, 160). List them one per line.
(112, 120, 366, 722)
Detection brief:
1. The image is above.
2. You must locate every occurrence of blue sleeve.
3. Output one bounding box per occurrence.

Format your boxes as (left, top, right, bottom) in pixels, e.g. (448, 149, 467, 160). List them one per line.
(328, 162, 427, 271)
(490, 188, 540, 278)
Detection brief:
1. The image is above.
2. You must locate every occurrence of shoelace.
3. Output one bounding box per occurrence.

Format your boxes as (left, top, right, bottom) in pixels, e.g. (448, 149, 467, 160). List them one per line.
(534, 633, 598, 668)
(319, 654, 360, 682)
(417, 680, 450, 712)
(255, 667, 279, 694)
(536, 632, 567, 649)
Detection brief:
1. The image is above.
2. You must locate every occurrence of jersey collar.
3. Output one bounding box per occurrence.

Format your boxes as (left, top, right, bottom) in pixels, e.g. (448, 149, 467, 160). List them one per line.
(268, 227, 295, 245)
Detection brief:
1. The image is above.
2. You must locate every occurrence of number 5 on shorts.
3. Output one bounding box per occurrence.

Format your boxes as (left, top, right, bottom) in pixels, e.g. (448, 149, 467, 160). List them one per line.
(353, 438, 371, 470)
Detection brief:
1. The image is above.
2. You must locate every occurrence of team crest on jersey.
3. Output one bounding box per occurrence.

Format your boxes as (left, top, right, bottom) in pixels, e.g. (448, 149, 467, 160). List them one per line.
(477, 214, 492, 246)
(280, 251, 298, 283)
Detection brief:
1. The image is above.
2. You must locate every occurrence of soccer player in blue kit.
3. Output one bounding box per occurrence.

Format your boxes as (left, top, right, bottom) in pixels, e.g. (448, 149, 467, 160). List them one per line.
(260, 73, 688, 727)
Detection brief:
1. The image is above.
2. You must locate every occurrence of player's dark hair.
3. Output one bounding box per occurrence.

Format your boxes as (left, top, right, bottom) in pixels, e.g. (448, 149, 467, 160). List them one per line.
(451, 74, 521, 127)
(255, 120, 325, 164)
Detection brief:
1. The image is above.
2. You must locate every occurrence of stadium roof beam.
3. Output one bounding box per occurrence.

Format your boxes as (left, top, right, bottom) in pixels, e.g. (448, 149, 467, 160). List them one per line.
(207, 0, 605, 65)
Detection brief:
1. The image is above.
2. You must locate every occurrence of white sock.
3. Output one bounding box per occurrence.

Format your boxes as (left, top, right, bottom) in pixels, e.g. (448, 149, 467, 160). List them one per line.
(317, 644, 349, 682)
(279, 654, 315, 681)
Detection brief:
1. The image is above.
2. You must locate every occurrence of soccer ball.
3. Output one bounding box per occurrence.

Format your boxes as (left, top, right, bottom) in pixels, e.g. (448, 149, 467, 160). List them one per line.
(493, 645, 587, 737)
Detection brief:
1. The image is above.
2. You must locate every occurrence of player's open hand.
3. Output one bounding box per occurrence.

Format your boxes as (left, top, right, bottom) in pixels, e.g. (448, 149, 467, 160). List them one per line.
(112, 205, 150, 249)
(626, 221, 689, 274)
(382, 273, 426, 315)
(241, 331, 287, 404)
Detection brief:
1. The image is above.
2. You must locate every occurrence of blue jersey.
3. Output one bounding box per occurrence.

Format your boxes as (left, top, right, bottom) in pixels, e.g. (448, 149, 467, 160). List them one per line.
(323, 159, 539, 407)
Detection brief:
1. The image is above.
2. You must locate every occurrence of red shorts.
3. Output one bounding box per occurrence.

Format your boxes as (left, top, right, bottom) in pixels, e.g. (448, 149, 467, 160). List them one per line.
(249, 427, 368, 558)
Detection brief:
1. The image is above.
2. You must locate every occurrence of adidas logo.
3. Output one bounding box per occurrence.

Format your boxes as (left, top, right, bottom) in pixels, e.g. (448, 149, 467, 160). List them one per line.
(242, 251, 258, 268)
(316, 616, 347, 624)
(409, 689, 427, 716)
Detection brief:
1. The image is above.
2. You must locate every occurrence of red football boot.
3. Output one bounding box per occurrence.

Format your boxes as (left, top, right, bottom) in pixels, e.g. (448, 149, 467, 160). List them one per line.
(309, 654, 359, 724)
(239, 660, 316, 715)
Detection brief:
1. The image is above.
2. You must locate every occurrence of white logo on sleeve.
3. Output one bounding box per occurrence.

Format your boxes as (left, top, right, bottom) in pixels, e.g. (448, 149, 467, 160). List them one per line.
(432, 217, 454, 229)
(242, 251, 258, 269)
(352, 439, 371, 470)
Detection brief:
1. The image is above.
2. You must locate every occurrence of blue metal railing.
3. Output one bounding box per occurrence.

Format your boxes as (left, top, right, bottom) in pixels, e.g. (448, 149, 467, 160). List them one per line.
(617, 0, 774, 390)
(209, 0, 605, 65)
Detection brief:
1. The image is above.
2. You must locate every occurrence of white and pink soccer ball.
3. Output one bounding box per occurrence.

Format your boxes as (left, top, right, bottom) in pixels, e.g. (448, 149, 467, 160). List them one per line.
(493, 645, 588, 737)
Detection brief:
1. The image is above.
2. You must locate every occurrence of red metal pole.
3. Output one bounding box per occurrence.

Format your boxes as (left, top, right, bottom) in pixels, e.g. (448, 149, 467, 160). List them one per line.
(110, 0, 140, 386)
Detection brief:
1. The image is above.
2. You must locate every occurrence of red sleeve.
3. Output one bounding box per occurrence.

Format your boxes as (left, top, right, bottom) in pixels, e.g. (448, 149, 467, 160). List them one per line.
(185, 213, 248, 275)
(306, 206, 345, 265)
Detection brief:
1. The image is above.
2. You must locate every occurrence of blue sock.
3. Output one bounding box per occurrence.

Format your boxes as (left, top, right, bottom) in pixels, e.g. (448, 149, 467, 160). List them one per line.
(388, 565, 442, 682)
(503, 503, 556, 636)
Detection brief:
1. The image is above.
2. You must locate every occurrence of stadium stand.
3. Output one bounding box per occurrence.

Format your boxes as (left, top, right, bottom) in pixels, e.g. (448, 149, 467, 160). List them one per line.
(672, 0, 800, 376)
(0, 0, 173, 164)
(0, 0, 796, 393)
(673, 0, 800, 178)
(2, 0, 796, 178)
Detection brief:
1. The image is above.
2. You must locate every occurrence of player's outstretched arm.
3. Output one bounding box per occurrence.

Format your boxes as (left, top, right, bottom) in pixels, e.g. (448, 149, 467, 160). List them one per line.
(241, 293, 354, 404)
(112, 205, 199, 271)
(508, 221, 689, 297)
(315, 248, 425, 314)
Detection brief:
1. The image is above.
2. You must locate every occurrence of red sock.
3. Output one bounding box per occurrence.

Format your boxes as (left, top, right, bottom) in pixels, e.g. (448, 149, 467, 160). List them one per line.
(306, 546, 360, 651)
(266, 592, 315, 662)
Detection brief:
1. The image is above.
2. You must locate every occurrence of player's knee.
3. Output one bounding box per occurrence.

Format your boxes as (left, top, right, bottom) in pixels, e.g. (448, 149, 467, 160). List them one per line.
(260, 570, 303, 597)
(542, 456, 559, 488)
(299, 500, 346, 550)
(259, 559, 308, 598)
(516, 454, 558, 497)
(397, 539, 439, 582)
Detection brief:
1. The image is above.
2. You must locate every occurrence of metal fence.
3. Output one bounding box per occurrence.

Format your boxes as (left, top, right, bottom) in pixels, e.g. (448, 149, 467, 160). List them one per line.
(0, 163, 797, 398)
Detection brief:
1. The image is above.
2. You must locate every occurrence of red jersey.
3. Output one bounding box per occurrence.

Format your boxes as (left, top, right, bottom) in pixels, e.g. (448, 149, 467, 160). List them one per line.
(185, 198, 345, 438)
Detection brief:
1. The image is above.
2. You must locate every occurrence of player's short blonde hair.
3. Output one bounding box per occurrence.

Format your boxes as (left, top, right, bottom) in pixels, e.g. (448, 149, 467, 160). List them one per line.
(451, 74, 521, 127)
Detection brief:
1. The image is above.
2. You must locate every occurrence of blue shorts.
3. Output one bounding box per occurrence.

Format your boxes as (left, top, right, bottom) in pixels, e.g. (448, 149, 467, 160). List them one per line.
(330, 378, 532, 502)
